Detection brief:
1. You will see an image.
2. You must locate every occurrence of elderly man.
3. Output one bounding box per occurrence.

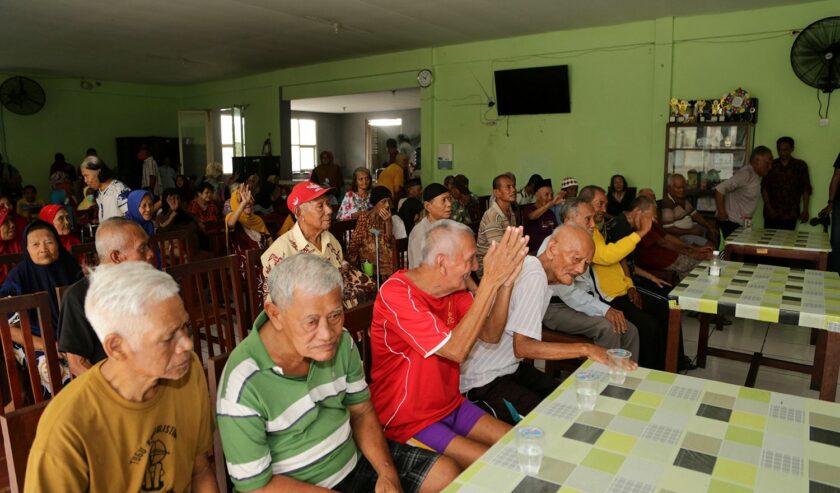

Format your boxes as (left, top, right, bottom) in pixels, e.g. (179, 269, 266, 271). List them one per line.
(58, 217, 156, 376)
(560, 176, 579, 198)
(378, 152, 409, 198)
(370, 221, 528, 468)
(715, 146, 773, 237)
(540, 199, 640, 361)
(407, 183, 452, 268)
(217, 255, 459, 492)
(26, 262, 217, 492)
(462, 224, 636, 423)
(660, 174, 717, 247)
(476, 174, 518, 277)
(762, 136, 812, 230)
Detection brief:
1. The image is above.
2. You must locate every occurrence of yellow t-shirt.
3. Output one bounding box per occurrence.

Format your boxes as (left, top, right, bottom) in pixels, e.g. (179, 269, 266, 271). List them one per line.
(24, 352, 212, 493)
(377, 163, 404, 197)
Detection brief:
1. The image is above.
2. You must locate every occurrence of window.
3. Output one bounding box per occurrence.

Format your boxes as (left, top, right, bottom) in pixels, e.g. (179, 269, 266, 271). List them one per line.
(220, 107, 245, 174)
(291, 118, 317, 173)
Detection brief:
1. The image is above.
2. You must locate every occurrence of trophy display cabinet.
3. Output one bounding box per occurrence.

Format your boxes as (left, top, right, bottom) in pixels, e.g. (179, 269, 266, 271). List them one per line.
(663, 122, 755, 212)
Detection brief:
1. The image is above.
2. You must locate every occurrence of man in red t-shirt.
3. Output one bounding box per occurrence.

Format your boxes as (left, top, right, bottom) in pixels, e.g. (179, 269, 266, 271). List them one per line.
(369, 219, 528, 468)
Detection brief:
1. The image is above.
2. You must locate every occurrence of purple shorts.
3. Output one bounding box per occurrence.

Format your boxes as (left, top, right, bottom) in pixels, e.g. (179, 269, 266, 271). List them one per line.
(407, 400, 486, 453)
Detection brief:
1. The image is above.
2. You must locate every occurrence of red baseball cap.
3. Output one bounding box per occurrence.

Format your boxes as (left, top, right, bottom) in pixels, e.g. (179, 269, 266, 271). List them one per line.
(288, 181, 332, 212)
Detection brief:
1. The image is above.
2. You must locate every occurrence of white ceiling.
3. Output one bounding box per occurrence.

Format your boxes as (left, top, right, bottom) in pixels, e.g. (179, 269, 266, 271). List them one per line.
(0, 0, 815, 85)
(291, 88, 420, 113)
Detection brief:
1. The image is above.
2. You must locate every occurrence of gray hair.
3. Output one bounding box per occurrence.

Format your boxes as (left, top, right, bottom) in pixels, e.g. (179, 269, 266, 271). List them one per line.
(667, 173, 685, 187)
(80, 155, 103, 171)
(85, 262, 181, 348)
(420, 219, 474, 266)
(578, 185, 606, 204)
(268, 254, 343, 310)
(558, 198, 588, 221)
(95, 217, 147, 262)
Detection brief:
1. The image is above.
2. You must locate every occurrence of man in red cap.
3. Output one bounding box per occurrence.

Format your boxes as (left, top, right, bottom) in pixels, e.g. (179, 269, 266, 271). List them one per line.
(260, 181, 370, 307)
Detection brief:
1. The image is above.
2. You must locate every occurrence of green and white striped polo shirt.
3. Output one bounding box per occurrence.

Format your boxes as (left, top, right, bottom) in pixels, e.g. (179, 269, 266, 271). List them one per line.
(216, 312, 370, 491)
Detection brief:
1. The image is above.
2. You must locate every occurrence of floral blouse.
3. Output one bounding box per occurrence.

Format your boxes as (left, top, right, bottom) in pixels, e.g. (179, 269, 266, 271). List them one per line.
(337, 191, 371, 221)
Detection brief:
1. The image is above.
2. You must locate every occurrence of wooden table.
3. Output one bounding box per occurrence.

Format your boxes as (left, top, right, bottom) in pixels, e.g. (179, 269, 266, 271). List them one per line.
(668, 260, 840, 401)
(724, 227, 831, 270)
(444, 361, 840, 492)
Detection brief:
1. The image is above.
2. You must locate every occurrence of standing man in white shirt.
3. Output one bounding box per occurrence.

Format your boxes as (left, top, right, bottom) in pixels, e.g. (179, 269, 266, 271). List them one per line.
(714, 146, 773, 238)
(139, 145, 161, 197)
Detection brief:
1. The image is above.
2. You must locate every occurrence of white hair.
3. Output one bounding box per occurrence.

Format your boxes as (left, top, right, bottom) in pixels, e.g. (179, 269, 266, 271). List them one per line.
(420, 219, 474, 266)
(95, 217, 147, 262)
(268, 254, 343, 310)
(80, 155, 103, 171)
(85, 262, 181, 347)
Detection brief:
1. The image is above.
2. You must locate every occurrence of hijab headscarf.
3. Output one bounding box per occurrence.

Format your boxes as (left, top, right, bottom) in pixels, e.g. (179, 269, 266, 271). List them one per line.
(226, 188, 268, 235)
(38, 205, 80, 252)
(0, 207, 22, 256)
(0, 220, 83, 336)
(126, 190, 156, 237)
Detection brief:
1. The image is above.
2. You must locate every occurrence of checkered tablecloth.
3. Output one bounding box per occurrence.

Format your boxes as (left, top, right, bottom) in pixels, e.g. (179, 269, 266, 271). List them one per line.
(668, 260, 840, 331)
(443, 362, 840, 493)
(726, 228, 831, 253)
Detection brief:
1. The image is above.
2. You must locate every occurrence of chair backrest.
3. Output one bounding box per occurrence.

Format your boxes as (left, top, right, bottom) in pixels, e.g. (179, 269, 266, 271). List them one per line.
(152, 229, 194, 269)
(330, 218, 357, 255)
(203, 220, 228, 257)
(208, 352, 232, 493)
(261, 213, 287, 238)
(0, 292, 63, 411)
(478, 195, 491, 218)
(395, 238, 409, 271)
(343, 301, 374, 380)
(0, 401, 48, 493)
(244, 248, 266, 323)
(70, 242, 98, 270)
(166, 256, 248, 366)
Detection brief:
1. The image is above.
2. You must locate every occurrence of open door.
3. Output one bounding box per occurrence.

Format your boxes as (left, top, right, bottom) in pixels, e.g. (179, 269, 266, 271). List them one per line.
(178, 110, 214, 179)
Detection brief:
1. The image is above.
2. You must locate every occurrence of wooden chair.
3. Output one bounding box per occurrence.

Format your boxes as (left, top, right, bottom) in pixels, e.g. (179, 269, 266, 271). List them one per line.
(70, 242, 98, 270)
(166, 256, 248, 366)
(395, 238, 409, 271)
(0, 292, 64, 412)
(244, 248, 266, 323)
(261, 213, 287, 237)
(208, 352, 232, 493)
(203, 220, 228, 257)
(478, 195, 491, 218)
(152, 229, 194, 269)
(344, 301, 374, 380)
(0, 401, 48, 493)
(330, 218, 357, 254)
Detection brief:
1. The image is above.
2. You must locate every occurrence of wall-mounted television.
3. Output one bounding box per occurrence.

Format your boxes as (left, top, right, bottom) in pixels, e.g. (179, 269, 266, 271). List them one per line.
(494, 65, 570, 116)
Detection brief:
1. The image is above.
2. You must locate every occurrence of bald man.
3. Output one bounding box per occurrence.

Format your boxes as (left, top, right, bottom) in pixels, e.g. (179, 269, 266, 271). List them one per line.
(461, 225, 631, 424)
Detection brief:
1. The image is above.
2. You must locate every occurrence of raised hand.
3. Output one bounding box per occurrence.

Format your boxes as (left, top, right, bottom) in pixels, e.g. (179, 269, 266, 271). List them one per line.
(239, 184, 253, 205)
(482, 226, 529, 288)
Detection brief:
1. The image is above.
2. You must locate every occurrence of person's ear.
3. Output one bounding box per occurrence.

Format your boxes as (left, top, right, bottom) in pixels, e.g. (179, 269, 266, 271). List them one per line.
(264, 302, 286, 333)
(102, 333, 131, 361)
(109, 250, 123, 264)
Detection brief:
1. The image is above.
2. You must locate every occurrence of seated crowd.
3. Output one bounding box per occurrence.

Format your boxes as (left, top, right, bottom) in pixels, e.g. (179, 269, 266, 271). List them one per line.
(7, 142, 792, 492)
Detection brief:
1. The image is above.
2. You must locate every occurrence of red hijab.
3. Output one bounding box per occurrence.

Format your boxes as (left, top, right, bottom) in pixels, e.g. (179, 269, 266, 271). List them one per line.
(38, 205, 80, 252)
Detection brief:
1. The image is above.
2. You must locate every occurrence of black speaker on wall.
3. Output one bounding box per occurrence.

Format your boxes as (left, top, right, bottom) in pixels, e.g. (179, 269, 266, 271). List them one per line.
(115, 137, 180, 190)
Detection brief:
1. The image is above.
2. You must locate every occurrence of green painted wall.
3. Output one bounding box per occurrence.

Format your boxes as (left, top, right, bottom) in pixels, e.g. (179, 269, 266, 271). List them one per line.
(2, 0, 838, 230)
(0, 74, 180, 196)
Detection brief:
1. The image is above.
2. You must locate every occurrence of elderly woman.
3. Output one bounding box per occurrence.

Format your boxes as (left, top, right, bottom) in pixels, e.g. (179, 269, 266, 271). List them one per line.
(0, 220, 83, 396)
(336, 167, 372, 221)
(261, 181, 374, 307)
(521, 178, 563, 253)
(79, 156, 130, 222)
(347, 186, 398, 278)
(39, 205, 81, 252)
(606, 174, 636, 219)
(0, 207, 22, 283)
(226, 183, 270, 273)
(125, 190, 156, 237)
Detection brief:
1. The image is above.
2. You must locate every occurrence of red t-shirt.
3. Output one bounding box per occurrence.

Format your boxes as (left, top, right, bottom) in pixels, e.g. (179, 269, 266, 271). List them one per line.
(369, 270, 473, 442)
(635, 223, 678, 270)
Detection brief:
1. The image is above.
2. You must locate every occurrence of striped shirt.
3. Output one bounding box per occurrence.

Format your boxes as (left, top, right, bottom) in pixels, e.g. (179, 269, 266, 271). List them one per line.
(476, 198, 517, 278)
(216, 312, 370, 491)
(460, 256, 550, 392)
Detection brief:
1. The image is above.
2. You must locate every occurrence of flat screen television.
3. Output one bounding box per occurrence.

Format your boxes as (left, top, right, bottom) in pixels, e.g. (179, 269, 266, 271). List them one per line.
(494, 65, 570, 115)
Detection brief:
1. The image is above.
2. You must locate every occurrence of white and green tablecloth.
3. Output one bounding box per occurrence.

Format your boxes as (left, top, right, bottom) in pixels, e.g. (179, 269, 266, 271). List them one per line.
(726, 228, 831, 253)
(444, 361, 840, 493)
(668, 260, 840, 331)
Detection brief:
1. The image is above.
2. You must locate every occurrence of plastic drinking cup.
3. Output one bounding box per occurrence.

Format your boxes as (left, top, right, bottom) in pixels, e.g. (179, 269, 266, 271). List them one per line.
(607, 348, 632, 385)
(575, 370, 599, 411)
(515, 426, 544, 474)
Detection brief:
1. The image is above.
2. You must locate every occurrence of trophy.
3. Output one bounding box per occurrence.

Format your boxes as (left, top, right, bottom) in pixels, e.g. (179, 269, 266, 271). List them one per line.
(711, 100, 721, 122)
(696, 100, 707, 122)
(669, 98, 679, 122)
(678, 100, 689, 122)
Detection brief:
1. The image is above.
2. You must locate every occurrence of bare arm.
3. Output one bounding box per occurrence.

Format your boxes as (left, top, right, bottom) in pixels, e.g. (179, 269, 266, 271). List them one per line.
(714, 190, 728, 221)
(226, 184, 253, 228)
(192, 452, 220, 493)
(513, 332, 607, 363)
(347, 401, 402, 492)
(820, 169, 840, 216)
(526, 196, 562, 221)
(478, 283, 514, 344)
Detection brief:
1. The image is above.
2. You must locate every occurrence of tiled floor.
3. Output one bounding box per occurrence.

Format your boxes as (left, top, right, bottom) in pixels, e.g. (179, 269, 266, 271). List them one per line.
(681, 315, 840, 401)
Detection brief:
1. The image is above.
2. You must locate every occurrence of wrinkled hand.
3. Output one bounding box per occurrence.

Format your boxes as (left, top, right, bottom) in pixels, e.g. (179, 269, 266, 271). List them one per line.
(374, 474, 403, 493)
(377, 207, 392, 221)
(650, 275, 672, 289)
(239, 184, 254, 205)
(637, 214, 653, 237)
(552, 191, 566, 206)
(627, 287, 643, 308)
(605, 308, 627, 334)
(799, 210, 809, 224)
(482, 226, 529, 288)
(586, 345, 611, 365)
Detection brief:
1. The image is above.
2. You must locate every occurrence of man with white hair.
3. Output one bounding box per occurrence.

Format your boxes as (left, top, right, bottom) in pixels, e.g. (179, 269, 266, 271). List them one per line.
(58, 217, 157, 376)
(217, 254, 459, 492)
(370, 220, 528, 468)
(26, 262, 217, 492)
(461, 225, 633, 423)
